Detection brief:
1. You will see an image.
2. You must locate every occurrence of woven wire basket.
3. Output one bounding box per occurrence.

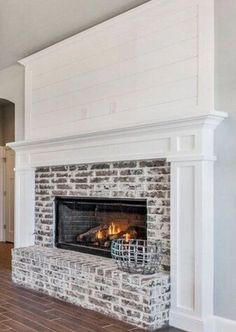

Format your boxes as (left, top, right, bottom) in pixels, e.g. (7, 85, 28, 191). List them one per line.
(111, 239, 160, 274)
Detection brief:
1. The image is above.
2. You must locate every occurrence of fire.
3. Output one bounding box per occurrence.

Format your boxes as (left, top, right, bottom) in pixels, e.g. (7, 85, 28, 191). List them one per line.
(108, 223, 120, 235)
(97, 223, 122, 240)
(124, 233, 130, 242)
(97, 230, 103, 239)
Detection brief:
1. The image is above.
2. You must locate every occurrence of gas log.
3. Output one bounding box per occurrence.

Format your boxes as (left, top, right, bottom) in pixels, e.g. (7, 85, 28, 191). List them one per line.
(76, 224, 109, 243)
(76, 225, 145, 248)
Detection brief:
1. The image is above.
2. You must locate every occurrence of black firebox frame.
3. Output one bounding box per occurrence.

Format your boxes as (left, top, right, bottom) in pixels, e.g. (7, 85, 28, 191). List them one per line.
(54, 196, 147, 258)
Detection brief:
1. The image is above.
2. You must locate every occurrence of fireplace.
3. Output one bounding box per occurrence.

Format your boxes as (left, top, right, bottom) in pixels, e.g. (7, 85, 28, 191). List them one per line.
(55, 196, 147, 257)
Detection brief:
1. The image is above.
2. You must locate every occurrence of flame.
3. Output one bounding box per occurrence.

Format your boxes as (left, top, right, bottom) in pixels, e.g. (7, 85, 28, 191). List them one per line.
(108, 224, 112, 235)
(124, 233, 130, 242)
(97, 230, 103, 239)
(108, 223, 120, 235)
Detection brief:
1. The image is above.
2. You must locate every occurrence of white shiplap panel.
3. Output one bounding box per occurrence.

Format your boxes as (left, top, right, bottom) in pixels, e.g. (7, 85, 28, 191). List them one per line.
(32, 58, 197, 124)
(30, 97, 197, 140)
(31, 77, 197, 138)
(33, 56, 197, 115)
(22, 0, 204, 140)
(33, 39, 197, 114)
(30, 1, 197, 78)
(32, 17, 197, 94)
(32, 19, 197, 104)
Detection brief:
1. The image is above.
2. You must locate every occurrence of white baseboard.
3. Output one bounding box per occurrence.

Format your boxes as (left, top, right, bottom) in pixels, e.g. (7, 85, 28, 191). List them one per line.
(170, 312, 236, 332)
(213, 316, 236, 332)
(170, 310, 204, 332)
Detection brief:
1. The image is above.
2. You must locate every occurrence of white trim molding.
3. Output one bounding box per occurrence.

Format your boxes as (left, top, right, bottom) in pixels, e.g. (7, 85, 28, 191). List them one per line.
(8, 112, 227, 332)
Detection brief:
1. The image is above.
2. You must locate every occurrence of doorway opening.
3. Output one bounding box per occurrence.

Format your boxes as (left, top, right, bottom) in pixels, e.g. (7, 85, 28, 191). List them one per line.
(0, 99, 15, 244)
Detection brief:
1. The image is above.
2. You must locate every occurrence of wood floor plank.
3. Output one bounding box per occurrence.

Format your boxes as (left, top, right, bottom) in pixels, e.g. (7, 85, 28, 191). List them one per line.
(1, 319, 37, 332)
(2, 311, 54, 332)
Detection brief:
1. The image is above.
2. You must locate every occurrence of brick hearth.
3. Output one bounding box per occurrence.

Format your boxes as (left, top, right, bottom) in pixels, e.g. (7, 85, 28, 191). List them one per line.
(12, 246, 171, 330)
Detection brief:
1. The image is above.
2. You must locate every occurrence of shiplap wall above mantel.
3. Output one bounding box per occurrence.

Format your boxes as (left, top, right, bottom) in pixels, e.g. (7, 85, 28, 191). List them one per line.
(19, 0, 215, 141)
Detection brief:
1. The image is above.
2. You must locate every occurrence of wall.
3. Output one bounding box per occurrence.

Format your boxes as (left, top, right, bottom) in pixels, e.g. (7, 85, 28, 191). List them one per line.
(0, 64, 24, 141)
(0, 103, 15, 145)
(214, 0, 236, 321)
(21, 0, 214, 141)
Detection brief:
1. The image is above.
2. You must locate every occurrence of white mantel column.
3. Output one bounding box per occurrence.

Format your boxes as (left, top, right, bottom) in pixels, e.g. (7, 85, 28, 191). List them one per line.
(170, 157, 215, 332)
(14, 152, 35, 248)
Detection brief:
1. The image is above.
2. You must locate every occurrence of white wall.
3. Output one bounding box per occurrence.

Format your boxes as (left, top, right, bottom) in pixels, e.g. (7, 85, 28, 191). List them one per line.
(21, 0, 214, 141)
(0, 64, 24, 142)
(214, 0, 236, 321)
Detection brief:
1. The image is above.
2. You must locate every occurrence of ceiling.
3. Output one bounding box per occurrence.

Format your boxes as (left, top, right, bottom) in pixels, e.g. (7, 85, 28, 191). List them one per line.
(0, 0, 149, 71)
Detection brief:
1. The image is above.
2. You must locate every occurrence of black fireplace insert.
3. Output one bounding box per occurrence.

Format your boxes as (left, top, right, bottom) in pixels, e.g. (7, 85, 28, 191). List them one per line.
(55, 196, 147, 257)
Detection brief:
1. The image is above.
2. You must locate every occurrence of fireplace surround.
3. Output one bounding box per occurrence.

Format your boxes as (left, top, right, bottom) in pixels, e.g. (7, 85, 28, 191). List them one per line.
(9, 113, 227, 331)
(34, 158, 170, 270)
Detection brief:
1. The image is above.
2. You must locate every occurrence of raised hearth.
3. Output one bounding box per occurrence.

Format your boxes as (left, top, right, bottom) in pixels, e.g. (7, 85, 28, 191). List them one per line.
(12, 246, 170, 330)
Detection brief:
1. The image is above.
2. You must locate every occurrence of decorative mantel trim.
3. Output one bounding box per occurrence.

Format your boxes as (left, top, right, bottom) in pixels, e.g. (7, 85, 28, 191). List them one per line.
(9, 111, 227, 332)
(8, 112, 227, 171)
(8, 112, 226, 152)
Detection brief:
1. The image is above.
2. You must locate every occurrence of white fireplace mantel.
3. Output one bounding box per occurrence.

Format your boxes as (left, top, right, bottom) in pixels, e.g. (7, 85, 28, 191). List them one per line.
(9, 111, 225, 167)
(8, 111, 227, 332)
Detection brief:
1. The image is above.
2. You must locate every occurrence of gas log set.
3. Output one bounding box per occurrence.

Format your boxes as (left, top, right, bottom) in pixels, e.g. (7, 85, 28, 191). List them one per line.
(55, 197, 147, 257)
(77, 222, 146, 249)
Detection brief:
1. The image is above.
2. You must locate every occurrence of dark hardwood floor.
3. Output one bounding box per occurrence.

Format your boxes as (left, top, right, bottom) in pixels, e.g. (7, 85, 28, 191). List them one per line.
(0, 242, 185, 332)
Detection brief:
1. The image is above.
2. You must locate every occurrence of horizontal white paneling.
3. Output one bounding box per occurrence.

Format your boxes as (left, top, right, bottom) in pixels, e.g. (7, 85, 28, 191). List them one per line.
(32, 11, 197, 92)
(31, 77, 197, 139)
(20, 0, 216, 141)
(30, 1, 197, 77)
(32, 58, 197, 119)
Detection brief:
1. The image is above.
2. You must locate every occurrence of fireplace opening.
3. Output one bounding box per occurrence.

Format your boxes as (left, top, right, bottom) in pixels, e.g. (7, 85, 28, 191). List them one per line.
(55, 196, 147, 257)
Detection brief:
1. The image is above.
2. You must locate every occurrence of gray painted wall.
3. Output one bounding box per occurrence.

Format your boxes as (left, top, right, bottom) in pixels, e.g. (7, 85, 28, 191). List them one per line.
(214, 0, 236, 320)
